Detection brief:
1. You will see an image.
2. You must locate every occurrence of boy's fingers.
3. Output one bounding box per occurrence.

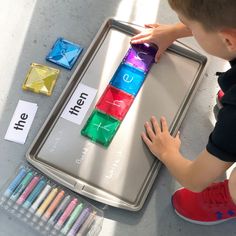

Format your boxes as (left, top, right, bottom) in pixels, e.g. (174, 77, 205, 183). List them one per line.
(144, 24, 153, 28)
(160, 116, 168, 132)
(155, 52, 163, 62)
(151, 116, 161, 134)
(141, 132, 152, 147)
(131, 36, 151, 44)
(155, 53, 161, 63)
(144, 121, 156, 140)
(175, 131, 180, 139)
(154, 47, 163, 62)
(131, 31, 149, 41)
(144, 23, 160, 28)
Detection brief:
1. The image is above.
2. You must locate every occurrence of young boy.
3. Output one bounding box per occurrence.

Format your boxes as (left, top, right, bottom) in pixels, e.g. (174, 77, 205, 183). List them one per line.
(131, 0, 236, 225)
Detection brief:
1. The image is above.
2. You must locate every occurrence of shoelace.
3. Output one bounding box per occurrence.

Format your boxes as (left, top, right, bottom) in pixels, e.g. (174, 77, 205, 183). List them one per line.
(202, 182, 229, 207)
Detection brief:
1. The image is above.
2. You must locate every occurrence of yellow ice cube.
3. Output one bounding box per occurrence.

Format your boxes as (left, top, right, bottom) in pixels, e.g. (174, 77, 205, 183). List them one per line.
(22, 63, 60, 96)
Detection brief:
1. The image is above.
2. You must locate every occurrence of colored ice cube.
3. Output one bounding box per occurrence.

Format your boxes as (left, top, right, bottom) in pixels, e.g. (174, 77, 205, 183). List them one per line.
(123, 43, 157, 73)
(46, 38, 83, 70)
(81, 110, 120, 147)
(96, 85, 134, 120)
(22, 63, 60, 96)
(110, 63, 146, 96)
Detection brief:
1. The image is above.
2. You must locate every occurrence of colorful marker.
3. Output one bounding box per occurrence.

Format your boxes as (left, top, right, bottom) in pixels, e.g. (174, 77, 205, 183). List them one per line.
(48, 195, 71, 225)
(10, 171, 34, 202)
(61, 203, 83, 235)
(22, 177, 47, 209)
(42, 190, 65, 221)
(1, 166, 101, 236)
(76, 211, 97, 236)
(3, 167, 27, 198)
(68, 207, 91, 236)
(29, 184, 52, 214)
(54, 198, 78, 230)
(35, 187, 58, 217)
(16, 175, 40, 205)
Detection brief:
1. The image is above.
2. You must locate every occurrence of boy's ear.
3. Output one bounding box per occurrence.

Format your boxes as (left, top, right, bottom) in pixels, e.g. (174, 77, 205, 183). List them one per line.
(219, 29, 236, 52)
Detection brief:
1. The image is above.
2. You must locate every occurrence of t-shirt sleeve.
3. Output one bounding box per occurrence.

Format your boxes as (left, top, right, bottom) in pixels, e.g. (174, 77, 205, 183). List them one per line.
(206, 105, 236, 162)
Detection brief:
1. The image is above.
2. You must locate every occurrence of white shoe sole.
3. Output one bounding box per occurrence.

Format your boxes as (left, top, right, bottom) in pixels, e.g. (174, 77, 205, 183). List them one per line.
(174, 209, 235, 225)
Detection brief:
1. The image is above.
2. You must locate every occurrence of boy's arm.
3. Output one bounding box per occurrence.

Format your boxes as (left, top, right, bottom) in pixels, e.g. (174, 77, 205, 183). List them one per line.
(131, 22, 192, 62)
(142, 116, 233, 192)
(172, 22, 193, 38)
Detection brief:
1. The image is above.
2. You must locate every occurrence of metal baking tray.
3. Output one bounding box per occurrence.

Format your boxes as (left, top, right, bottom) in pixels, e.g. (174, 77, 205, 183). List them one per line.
(26, 18, 208, 211)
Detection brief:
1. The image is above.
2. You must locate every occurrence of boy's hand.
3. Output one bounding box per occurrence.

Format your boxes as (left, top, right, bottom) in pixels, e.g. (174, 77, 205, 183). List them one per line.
(131, 24, 178, 62)
(141, 116, 181, 161)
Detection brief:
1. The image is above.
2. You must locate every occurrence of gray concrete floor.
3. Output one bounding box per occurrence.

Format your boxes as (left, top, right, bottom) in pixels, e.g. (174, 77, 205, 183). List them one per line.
(0, 0, 235, 235)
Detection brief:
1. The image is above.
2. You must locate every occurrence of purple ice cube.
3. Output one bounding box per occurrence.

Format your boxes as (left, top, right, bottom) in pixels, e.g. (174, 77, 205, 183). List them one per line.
(123, 43, 158, 73)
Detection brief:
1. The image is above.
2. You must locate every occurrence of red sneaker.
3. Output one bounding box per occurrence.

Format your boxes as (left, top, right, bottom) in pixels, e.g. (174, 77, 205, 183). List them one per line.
(216, 89, 224, 109)
(172, 180, 236, 225)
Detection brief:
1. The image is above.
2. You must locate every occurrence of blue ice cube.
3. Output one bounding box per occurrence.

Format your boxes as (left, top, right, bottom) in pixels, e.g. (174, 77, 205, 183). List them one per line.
(46, 38, 83, 70)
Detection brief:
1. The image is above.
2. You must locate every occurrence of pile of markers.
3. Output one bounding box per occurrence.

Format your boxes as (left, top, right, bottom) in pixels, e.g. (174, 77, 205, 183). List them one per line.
(0, 165, 103, 236)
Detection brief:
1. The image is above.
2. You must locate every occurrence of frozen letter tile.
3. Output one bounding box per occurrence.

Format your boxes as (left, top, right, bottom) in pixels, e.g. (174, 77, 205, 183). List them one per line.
(46, 38, 83, 69)
(22, 63, 60, 96)
(110, 63, 146, 96)
(96, 85, 134, 120)
(123, 43, 157, 73)
(81, 110, 120, 147)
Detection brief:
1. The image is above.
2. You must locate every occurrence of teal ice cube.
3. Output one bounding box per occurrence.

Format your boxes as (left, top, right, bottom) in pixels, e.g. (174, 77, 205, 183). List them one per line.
(110, 63, 146, 96)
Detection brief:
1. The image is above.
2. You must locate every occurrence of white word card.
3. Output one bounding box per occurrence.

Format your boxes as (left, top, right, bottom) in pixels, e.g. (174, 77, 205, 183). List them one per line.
(5, 100, 38, 144)
(61, 83, 97, 125)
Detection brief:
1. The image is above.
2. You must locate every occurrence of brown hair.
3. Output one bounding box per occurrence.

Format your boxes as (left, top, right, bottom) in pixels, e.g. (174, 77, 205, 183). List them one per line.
(168, 0, 236, 31)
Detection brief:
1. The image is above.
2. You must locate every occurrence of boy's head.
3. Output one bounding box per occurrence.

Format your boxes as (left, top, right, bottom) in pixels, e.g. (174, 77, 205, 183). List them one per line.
(168, 0, 236, 60)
